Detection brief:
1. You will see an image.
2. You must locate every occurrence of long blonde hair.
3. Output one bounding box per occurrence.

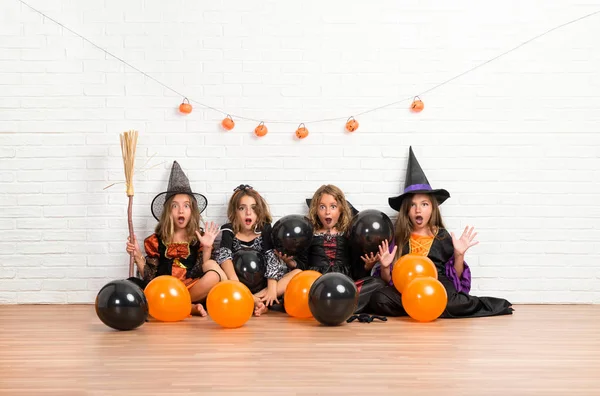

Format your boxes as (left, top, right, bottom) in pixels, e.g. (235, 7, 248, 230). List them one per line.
(394, 193, 445, 258)
(155, 194, 202, 244)
(308, 185, 353, 233)
(227, 188, 272, 234)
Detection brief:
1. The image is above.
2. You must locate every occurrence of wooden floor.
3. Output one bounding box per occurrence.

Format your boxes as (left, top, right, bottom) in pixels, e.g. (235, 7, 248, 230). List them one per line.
(1, 305, 599, 395)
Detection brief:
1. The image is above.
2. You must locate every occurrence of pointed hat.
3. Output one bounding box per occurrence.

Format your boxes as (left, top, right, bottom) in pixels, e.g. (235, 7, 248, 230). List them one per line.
(388, 146, 450, 211)
(151, 161, 208, 220)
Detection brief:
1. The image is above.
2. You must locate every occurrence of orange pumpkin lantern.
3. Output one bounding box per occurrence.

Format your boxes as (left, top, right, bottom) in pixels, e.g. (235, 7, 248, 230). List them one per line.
(179, 98, 192, 114)
(221, 115, 235, 131)
(410, 96, 424, 113)
(295, 123, 308, 139)
(345, 116, 359, 132)
(254, 122, 268, 137)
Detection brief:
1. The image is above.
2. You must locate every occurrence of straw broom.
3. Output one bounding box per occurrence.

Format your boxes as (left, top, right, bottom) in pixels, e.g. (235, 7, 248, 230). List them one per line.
(120, 130, 138, 278)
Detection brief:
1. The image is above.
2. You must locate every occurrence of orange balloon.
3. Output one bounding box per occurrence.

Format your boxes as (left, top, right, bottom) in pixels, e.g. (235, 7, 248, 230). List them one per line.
(207, 280, 254, 329)
(144, 275, 192, 322)
(401, 277, 448, 322)
(392, 254, 438, 294)
(284, 270, 322, 318)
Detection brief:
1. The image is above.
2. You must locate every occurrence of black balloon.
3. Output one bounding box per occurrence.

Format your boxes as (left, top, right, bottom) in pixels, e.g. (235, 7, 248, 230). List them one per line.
(126, 276, 147, 290)
(271, 215, 313, 256)
(95, 279, 148, 331)
(349, 209, 394, 255)
(233, 248, 267, 294)
(308, 273, 358, 326)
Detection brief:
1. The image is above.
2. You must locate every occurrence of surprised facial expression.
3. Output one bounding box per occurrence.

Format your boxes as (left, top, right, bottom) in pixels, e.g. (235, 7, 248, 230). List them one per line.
(317, 193, 341, 231)
(237, 195, 258, 232)
(408, 194, 433, 232)
(170, 194, 192, 230)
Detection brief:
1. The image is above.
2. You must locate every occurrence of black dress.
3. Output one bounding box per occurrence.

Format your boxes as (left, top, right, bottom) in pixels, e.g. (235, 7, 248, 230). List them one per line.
(369, 228, 514, 318)
(295, 231, 386, 314)
(213, 223, 286, 280)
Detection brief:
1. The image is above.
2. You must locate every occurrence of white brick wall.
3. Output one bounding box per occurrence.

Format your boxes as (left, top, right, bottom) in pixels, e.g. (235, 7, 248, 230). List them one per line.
(1, 0, 599, 304)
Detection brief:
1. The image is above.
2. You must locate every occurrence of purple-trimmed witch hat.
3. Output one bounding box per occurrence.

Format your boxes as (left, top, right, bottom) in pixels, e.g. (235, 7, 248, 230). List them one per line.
(388, 146, 450, 211)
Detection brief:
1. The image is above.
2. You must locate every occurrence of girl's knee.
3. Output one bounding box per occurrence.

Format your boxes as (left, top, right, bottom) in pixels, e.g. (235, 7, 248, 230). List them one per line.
(370, 287, 401, 307)
(203, 261, 227, 281)
(369, 289, 388, 306)
(202, 259, 219, 271)
(203, 269, 222, 285)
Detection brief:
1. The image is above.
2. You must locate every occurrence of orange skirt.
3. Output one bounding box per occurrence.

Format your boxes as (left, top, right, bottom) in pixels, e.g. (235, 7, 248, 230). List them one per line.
(171, 264, 200, 289)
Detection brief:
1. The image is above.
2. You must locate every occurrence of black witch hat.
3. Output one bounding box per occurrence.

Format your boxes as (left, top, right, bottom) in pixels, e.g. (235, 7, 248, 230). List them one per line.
(388, 146, 450, 211)
(305, 198, 359, 217)
(150, 161, 208, 220)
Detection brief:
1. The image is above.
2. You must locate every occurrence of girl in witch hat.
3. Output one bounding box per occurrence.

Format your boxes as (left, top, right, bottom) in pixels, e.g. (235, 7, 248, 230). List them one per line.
(126, 161, 226, 316)
(370, 147, 513, 318)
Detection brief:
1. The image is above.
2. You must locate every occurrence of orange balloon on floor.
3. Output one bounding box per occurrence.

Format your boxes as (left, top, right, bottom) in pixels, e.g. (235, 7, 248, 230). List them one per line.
(144, 275, 192, 322)
(401, 277, 448, 322)
(284, 270, 322, 319)
(392, 254, 438, 294)
(206, 280, 254, 329)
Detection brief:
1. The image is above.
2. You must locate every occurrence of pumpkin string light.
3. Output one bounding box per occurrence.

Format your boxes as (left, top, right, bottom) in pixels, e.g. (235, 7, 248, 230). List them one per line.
(18, 3, 600, 131)
(295, 123, 309, 139)
(254, 122, 268, 137)
(221, 115, 235, 131)
(179, 98, 192, 114)
(410, 96, 424, 113)
(345, 116, 359, 132)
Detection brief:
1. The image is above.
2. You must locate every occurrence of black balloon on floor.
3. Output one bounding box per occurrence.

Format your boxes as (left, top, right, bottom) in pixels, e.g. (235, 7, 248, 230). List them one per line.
(233, 248, 267, 294)
(349, 209, 394, 255)
(95, 279, 148, 331)
(271, 214, 314, 256)
(308, 272, 358, 326)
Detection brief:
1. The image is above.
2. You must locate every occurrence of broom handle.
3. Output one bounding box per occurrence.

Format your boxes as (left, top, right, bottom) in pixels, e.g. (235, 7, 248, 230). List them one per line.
(127, 195, 135, 278)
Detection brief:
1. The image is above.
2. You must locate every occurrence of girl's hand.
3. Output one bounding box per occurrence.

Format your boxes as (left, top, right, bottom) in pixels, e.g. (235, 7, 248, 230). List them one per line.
(451, 226, 479, 256)
(126, 235, 142, 261)
(254, 289, 267, 302)
(361, 252, 380, 270)
(196, 221, 220, 248)
(261, 286, 279, 307)
(275, 250, 296, 268)
(378, 240, 398, 268)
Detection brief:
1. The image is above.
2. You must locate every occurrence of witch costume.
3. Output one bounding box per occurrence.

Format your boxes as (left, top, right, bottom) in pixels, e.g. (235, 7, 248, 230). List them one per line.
(295, 199, 387, 314)
(369, 147, 514, 318)
(128, 161, 219, 292)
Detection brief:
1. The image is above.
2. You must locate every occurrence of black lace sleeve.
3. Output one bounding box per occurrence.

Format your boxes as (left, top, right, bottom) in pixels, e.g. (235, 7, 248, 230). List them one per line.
(261, 223, 285, 280)
(142, 257, 159, 282)
(214, 223, 234, 265)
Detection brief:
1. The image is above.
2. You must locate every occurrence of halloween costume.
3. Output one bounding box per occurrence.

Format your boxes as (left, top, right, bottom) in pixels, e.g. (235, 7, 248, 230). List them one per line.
(128, 161, 219, 293)
(369, 147, 513, 318)
(214, 222, 286, 282)
(296, 199, 386, 314)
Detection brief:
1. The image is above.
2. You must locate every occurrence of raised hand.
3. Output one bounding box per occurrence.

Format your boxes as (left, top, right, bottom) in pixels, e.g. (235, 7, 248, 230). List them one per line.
(361, 252, 380, 270)
(378, 240, 398, 268)
(451, 226, 479, 256)
(196, 221, 220, 248)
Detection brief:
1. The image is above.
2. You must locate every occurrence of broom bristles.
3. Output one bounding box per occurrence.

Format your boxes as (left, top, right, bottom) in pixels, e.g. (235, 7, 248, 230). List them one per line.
(120, 130, 138, 197)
